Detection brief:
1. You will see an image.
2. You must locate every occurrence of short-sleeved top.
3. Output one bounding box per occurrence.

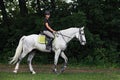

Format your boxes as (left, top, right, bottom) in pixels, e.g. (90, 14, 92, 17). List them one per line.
(44, 18, 51, 31)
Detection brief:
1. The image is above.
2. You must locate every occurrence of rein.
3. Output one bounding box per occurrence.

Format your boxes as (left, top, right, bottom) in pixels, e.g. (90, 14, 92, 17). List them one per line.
(56, 32, 71, 43)
(56, 28, 81, 43)
(57, 32, 72, 38)
(55, 28, 85, 44)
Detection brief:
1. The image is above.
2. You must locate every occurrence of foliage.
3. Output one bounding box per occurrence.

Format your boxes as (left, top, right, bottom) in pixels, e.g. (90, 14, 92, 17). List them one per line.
(0, 0, 119, 66)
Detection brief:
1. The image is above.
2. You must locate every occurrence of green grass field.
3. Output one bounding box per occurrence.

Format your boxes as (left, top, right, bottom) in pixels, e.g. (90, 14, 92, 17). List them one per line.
(0, 64, 120, 80)
(0, 71, 120, 80)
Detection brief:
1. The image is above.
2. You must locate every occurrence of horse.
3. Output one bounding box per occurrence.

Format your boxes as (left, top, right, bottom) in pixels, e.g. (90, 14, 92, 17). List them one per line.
(10, 27, 86, 74)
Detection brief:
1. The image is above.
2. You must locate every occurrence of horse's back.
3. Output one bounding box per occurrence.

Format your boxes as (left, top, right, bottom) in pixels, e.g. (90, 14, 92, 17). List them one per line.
(26, 34, 39, 37)
(24, 34, 50, 52)
(22, 34, 39, 44)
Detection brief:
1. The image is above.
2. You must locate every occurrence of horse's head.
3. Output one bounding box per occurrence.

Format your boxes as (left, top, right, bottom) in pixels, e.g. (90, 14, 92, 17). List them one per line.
(75, 26, 86, 45)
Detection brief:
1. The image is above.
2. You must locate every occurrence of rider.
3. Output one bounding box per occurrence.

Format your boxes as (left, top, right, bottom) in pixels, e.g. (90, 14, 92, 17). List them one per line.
(43, 10, 56, 50)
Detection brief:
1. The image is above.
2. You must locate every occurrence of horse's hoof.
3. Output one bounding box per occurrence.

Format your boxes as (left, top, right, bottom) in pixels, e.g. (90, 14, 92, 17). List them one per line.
(60, 66, 66, 73)
(32, 72, 36, 74)
(31, 71, 36, 74)
(52, 69, 58, 74)
(13, 70, 17, 74)
(60, 69, 65, 73)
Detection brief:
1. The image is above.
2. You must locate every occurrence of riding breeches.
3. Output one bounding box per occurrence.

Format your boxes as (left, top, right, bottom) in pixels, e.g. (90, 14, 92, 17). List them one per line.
(43, 30, 54, 38)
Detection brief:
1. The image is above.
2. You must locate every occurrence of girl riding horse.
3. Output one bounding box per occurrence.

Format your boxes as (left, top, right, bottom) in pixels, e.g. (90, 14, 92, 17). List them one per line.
(43, 11, 56, 50)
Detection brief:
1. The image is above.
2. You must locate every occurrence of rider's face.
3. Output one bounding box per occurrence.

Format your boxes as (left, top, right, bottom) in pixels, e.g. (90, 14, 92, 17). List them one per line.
(46, 15, 50, 19)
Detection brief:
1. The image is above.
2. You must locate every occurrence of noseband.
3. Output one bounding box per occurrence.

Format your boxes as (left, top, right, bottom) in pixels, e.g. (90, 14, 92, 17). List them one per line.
(79, 29, 86, 43)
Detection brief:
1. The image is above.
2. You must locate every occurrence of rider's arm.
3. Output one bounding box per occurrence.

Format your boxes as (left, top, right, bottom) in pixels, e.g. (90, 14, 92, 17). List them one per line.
(45, 23, 56, 33)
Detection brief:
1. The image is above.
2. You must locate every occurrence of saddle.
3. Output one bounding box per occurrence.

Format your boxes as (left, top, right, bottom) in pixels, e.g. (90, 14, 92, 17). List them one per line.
(38, 35, 48, 44)
(38, 34, 53, 50)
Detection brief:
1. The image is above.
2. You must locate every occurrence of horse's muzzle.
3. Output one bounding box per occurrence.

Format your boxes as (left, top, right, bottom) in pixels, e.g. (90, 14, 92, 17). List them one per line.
(81, 42, 86, 45)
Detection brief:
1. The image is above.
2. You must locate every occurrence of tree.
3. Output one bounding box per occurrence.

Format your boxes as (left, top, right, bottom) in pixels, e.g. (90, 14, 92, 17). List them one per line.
(0, 0, 119, 65)
(50, 0, 56, 11)
(18, 0, 28, 16)
(36, 0, 41, 14)
(0, 0, 8, 22)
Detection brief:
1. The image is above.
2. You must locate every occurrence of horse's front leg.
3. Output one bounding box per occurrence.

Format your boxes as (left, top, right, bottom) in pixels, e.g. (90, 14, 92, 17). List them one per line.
(53, 49, 61, 74)
(60, 51, 68, 73)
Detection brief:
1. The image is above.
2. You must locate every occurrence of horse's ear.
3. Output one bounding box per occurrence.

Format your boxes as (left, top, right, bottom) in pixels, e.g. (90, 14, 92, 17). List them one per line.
(81, 26, 85, 30)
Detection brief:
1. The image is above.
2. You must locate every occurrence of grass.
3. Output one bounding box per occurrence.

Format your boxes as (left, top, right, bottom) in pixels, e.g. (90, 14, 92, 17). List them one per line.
(0, 71, 120, 80)
(0, 64, 120, 80)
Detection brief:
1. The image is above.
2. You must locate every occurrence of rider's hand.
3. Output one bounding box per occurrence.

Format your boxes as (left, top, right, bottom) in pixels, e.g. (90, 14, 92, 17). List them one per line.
(53, 31, 57, 34)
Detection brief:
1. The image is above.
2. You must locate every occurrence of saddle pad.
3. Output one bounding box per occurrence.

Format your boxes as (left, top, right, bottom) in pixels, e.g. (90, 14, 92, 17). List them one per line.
(38, 35, 47, 44)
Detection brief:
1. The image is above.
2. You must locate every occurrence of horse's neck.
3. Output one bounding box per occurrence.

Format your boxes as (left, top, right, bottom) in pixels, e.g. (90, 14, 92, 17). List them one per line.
(59, 28, 78, 43)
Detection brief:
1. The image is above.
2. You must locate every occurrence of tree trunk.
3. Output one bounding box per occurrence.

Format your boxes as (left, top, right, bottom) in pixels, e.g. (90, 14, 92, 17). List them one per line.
(18, 0, 28, 16)
(36, 0, 41, 14)
(50, 0, 55, 11)
(0, 0, 8, 22)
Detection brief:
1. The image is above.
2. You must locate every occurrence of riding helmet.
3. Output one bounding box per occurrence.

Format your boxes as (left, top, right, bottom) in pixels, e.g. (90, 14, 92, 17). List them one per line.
(45, 11, 50, 15)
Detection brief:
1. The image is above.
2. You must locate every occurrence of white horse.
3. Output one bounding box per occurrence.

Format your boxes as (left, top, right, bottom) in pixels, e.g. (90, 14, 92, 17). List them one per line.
(10, 27, 86, 74)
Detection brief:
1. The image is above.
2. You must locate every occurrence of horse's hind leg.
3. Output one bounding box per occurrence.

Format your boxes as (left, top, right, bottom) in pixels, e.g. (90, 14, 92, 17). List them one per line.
(13, 48, 31, 73)
(13, 59, 21, 73)
(27, 51, 36, 74)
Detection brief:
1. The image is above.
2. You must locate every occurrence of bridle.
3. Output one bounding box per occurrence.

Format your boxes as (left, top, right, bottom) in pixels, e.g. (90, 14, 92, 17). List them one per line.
(55, 28, 85, 44)
(79, 28, 86, 43)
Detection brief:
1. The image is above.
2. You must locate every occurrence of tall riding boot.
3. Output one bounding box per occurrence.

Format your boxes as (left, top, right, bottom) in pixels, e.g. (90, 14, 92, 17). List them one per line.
(46, 38, 53, 50)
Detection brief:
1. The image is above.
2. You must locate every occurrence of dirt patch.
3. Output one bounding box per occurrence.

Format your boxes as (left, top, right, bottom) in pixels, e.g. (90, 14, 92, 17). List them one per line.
(0, 64, 120, 73)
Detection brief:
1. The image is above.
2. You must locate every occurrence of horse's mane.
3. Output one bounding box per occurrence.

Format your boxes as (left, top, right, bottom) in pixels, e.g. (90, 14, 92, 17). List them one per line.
(58, 27, 78, 33)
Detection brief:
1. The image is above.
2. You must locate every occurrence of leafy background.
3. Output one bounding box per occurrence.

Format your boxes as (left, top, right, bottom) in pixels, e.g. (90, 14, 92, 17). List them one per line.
(0, 0, 119, 67)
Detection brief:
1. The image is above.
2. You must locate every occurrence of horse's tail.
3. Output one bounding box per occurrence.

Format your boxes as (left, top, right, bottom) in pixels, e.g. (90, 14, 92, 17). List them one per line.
(9, 36, 25, 64)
